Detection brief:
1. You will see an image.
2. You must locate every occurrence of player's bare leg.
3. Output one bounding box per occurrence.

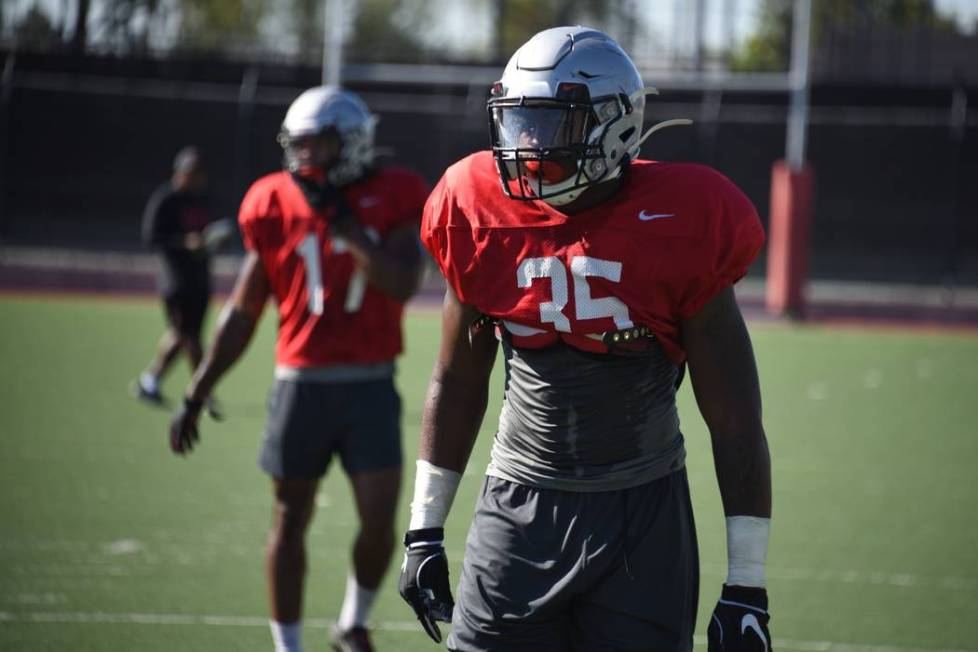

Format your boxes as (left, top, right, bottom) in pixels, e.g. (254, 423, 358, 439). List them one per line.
(149, 327, 183, 378)
(184, 336, 203, 371)
(332, 465, 401, 648)
(133, 327, 181, 403)
(266, 477, 319, 623)
(349, 466, 400, 588)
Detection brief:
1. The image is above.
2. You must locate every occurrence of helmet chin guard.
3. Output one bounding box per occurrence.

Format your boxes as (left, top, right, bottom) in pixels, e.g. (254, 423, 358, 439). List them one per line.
(488, 26, 690, 207)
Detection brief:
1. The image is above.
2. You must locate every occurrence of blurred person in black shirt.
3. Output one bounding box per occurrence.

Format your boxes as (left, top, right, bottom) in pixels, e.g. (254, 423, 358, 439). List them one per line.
(132, 146, 226, 415)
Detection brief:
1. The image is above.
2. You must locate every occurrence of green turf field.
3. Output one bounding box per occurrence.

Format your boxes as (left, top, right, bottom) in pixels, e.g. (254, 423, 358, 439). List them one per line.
(1, 294, 977, 651)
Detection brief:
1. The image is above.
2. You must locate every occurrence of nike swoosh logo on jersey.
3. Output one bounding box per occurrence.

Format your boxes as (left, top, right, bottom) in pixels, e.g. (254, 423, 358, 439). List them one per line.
(741, 614, 769, 652)
(638, 211, 675, 221)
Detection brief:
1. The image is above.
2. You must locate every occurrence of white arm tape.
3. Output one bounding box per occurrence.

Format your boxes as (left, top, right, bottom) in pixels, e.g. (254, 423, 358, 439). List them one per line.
(408, 460, 462, 530)
(726, 515, 770, 588)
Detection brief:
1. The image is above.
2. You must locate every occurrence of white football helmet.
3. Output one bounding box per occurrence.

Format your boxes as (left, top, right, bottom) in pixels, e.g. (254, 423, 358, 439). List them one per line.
(278, 86, 377, 186)
(489, 26, 687, 206)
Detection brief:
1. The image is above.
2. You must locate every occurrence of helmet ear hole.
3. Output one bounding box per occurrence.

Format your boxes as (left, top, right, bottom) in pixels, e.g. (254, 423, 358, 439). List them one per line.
(619, 93, 634, 114)
(619, 127, 636, 143)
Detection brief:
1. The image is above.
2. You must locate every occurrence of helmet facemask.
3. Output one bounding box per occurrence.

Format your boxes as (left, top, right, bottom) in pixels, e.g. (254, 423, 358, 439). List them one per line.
(488, 82, 639, 206)
(278, 129, 338, 182)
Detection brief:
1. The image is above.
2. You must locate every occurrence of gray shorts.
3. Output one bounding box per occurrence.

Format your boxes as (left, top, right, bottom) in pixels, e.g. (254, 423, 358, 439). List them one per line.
(448, 469, 699, 652)
(258, 378, 402, 479)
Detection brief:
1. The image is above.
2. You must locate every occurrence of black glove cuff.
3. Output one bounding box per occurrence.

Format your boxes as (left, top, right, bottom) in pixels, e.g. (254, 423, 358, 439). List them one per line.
(721, 584, 768, 610)
(404, 528, 445, 546)
(183, 396, 204, 413)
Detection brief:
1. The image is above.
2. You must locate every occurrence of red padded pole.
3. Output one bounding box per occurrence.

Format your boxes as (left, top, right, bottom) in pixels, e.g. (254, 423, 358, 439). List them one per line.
(765, 160, 814, 318)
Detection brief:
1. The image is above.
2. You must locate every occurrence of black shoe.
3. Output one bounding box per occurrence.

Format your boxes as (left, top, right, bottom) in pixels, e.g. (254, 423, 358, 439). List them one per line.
(331, 625, 375, 652)
(130, 378, 164, 405)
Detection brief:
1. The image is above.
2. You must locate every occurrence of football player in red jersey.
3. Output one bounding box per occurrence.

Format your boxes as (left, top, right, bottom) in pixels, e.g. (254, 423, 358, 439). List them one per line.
(398, 27, 773, 652)
(168, 87, 428, 652)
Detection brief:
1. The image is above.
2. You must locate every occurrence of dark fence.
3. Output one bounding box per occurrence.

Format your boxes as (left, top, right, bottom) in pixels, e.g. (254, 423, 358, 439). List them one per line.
(814, 23, 978, 85)
(1, 51, 976, 285)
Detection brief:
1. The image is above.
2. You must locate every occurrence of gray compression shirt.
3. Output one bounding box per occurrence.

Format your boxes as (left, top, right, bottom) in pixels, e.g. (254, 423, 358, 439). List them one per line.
(486, 336, 686, 492)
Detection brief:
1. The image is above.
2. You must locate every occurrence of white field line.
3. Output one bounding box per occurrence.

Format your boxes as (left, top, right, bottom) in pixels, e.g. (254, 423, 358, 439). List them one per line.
(2, 536, 975, 592)
(698, 563, 977, 591)
(3, 557, 976, 592)
(0, 611, 973, 652)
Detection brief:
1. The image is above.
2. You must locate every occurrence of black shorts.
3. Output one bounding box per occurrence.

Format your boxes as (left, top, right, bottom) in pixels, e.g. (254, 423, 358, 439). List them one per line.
(163, 287, 209, 339)
(448, 469, 699, 652)
(258, 377, 402, 479)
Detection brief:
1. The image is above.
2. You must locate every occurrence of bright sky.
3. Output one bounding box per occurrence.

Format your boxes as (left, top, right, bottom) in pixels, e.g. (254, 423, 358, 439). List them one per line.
(935, 0, 978, 28)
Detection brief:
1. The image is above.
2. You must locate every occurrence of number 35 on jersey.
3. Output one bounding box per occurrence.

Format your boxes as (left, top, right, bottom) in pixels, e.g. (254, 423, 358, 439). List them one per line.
(513, 256, 633, 335)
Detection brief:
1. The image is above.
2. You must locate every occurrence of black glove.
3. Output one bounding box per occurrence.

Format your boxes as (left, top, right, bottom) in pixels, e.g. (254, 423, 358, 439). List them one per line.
(169, 396, 203, 455)
(398, 528, 454, 643)
(708, 585, 772, 652)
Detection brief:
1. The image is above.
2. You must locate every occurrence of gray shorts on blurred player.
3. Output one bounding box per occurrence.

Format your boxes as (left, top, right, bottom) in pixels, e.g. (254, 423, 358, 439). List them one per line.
(259, 371, 402, 479)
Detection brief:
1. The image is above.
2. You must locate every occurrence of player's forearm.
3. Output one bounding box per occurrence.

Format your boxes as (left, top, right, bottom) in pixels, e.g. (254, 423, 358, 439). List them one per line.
(710, 425, 772, 518)
(342, 233, 422, 301)
(185, 307, 258, 402)
(711, 425, 772, 587)
(407, 369, 488, 531)
(362, 253, 422, 301)
(682, 288, 770, 516)
(419, 367, 490, 474)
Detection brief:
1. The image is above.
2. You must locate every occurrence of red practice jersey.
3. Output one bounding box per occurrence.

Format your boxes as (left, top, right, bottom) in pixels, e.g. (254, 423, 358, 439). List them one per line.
(239, 167, 428, 367)
(421, 151, 764, 364)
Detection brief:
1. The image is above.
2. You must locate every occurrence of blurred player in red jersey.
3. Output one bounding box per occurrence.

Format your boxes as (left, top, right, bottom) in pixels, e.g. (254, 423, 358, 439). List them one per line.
(398, 27, 774, 652)
(168, 87, 428, 652)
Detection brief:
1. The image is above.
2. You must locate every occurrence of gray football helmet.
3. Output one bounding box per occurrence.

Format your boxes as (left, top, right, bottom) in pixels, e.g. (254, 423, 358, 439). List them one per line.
(489, 26, 687, 206)
(278, 86, 377, 186)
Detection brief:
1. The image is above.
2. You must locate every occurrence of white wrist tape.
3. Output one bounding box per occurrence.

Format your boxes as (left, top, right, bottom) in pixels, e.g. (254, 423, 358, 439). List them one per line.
(408, 460, 462, 530)
(726, 515, 770, 588)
